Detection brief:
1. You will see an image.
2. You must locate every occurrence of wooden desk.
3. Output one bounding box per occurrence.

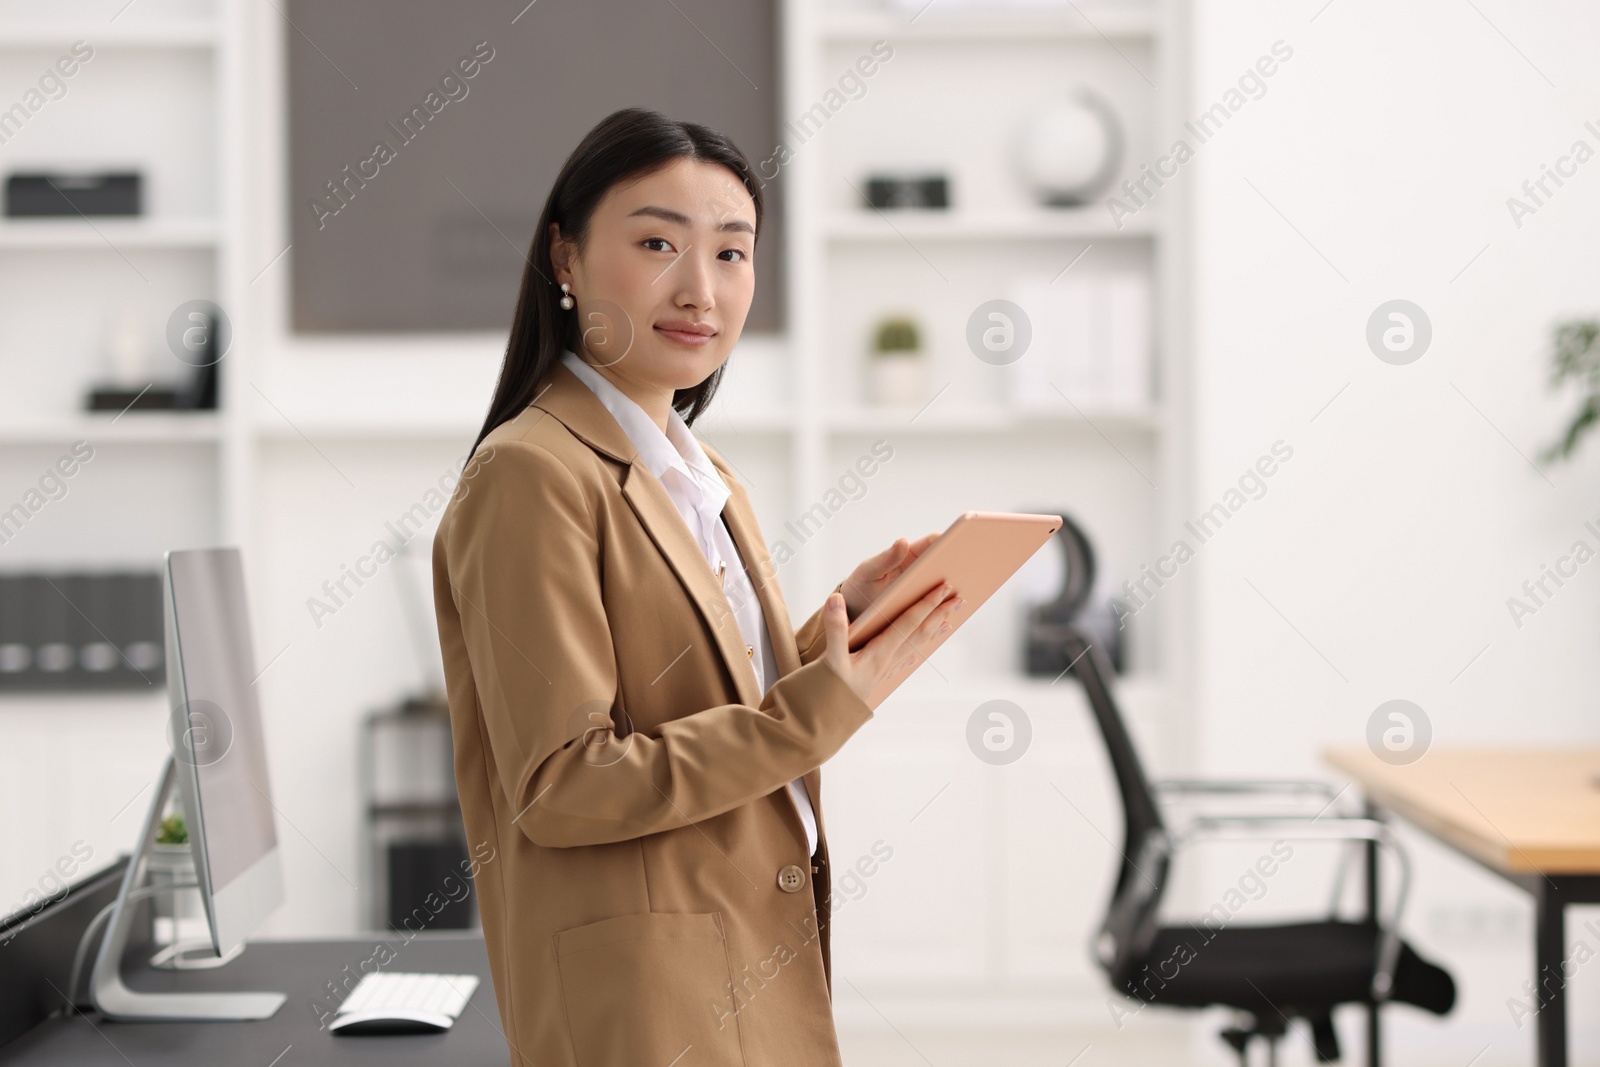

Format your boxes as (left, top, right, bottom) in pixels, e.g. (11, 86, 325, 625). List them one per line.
(1324, 746, 1600, 1067)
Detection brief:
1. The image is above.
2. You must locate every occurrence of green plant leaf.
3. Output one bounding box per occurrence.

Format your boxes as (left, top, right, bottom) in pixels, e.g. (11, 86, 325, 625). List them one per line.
(1541, 318, 1600, 464)
(156, 813, 188, 845)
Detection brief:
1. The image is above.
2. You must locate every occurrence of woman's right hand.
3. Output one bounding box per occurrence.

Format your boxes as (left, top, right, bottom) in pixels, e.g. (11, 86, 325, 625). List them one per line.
(820, 583, 965, 709)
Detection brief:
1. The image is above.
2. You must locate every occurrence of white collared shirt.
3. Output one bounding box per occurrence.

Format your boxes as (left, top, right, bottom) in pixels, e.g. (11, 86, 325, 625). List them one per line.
(559, 349, 819, 856)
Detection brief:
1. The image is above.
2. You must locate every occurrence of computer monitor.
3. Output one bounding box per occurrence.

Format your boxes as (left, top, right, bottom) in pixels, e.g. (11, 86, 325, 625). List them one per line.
(164, 547, 284, 955)
(89, 546, 286, 1020)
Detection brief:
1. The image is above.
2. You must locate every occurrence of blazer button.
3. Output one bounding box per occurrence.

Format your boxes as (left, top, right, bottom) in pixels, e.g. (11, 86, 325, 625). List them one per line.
(777, 864, 806, 893)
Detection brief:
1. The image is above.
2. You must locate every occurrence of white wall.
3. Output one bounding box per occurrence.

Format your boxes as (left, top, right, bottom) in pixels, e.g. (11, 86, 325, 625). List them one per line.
(1182, 1, 1600, 1063)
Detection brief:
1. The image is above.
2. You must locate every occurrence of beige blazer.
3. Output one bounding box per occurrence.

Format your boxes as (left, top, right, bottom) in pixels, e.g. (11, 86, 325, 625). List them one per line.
(432, 358, 874, 1067)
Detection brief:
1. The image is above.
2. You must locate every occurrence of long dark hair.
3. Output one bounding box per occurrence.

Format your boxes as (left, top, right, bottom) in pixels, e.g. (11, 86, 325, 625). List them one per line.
(469, 107, 765, 458)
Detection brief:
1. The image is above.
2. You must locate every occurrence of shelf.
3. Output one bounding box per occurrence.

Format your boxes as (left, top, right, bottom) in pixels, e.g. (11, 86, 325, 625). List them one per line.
(254, 410, 796, 440)
(0, 413, 223, 444)
(690, 409, 796, 435)
(249, 408, 1161, 440)
(818, 5, 1158, 42)
(826, 404, 1162, 434)
(0, 22, 219, 49)
(255, 417, 478, 441)
(824, 209, 1156, 242)
(0, 218, 221, 250)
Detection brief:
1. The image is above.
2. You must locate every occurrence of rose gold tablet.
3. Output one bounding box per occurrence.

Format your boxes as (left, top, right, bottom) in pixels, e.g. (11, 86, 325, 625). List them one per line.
(845, 510, 1062, 706)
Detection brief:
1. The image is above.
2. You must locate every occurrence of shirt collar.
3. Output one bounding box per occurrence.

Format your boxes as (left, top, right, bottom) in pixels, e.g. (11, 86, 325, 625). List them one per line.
(559, 348, 729, 511)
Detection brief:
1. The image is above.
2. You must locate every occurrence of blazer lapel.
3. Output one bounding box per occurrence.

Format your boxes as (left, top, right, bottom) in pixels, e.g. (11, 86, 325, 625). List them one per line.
(530, 361, 764, 711)
(620, 466, 765, 709)
(530, 362, 827, 849)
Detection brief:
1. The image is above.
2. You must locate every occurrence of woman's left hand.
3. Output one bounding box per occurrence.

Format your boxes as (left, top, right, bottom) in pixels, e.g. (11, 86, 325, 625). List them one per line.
(839, 532, 940, 621)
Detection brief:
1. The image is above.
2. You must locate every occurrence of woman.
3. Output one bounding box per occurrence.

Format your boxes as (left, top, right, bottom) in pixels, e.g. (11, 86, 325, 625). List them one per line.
(432, 107, 965, 1067)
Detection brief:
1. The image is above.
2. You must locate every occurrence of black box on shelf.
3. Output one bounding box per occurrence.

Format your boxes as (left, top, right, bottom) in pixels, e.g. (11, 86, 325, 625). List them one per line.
(4, 172, 142, 217)
(864, 174, 949, 210)
(85, 306, 222, 413)
(0, 572, 165, 692)
(85, 387, 186, 411)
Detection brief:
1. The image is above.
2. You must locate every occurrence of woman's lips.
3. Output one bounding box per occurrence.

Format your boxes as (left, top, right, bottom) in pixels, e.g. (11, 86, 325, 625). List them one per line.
(654, 325, 715, 347)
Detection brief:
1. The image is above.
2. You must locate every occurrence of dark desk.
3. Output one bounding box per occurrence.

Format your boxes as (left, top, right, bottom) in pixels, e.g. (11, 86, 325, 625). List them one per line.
(0, 932, 508, 1067)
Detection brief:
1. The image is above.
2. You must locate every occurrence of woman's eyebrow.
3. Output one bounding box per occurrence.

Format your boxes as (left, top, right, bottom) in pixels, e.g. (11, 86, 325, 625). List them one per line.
(626, 204, 755, 236)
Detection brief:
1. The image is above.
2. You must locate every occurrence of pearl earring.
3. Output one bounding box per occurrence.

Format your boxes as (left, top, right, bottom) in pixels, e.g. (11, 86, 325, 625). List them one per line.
(559, 283, 574, 310)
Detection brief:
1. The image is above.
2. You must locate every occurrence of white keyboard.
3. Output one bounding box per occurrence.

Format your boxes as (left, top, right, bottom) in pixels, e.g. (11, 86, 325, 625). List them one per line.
(327, 971, 480, 1035)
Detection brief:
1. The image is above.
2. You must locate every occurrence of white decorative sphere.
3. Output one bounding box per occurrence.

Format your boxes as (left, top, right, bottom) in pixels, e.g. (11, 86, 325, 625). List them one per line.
(1016, 89, 1123, 205)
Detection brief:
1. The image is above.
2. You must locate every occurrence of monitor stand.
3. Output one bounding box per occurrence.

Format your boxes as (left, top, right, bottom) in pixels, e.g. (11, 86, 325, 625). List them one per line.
(89, 755, 286, 1020)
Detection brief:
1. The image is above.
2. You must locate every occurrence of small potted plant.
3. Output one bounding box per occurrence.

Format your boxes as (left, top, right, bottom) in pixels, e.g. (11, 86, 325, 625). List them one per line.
(148, 807, 201, 955)
(867, 314, 926, 407)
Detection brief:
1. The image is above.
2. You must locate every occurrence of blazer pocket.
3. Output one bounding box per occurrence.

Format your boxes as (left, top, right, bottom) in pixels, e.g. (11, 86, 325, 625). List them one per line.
(554, 910, 745, 1067)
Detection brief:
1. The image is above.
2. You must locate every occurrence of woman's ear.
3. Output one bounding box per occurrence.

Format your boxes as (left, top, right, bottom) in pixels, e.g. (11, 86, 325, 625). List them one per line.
(549, 222, 571, 283)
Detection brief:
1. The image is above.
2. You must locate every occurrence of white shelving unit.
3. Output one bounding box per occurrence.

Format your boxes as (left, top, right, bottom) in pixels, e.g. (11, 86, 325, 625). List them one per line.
(771, 0, 1194, 1026)
(751, 0, 1193, 658)
(0, 0, 249, 555)
(0, 0, 251, 913)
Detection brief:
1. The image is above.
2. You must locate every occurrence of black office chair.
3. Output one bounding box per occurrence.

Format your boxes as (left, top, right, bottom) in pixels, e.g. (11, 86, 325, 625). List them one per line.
(1024, 514, 1455, 1065)
(1061, 626, 1456, 1065)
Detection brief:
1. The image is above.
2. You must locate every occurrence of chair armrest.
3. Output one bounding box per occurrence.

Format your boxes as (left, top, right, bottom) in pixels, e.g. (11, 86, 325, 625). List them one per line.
(1154, 779, 1357, 818)
(1169, 816, 1413, 1002)
(1153, 778, 1343, 800)
(1154, 782, 1362, 848)
(1174, 815, 1387, 843)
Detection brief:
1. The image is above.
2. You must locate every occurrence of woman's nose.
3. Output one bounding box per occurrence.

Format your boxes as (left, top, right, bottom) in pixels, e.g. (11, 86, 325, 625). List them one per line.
(663, 250, 716, 309)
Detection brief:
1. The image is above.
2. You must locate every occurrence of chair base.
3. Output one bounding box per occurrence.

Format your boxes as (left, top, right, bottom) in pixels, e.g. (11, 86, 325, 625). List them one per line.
(1220, 1022, 1277, 1067)
(1219, 1006, 1340, 1066)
